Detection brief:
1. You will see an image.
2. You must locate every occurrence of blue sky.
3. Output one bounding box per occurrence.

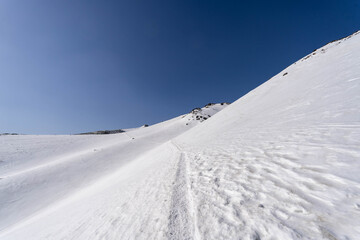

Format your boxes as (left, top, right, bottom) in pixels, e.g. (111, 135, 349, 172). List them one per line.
(1, 0, 359, 134)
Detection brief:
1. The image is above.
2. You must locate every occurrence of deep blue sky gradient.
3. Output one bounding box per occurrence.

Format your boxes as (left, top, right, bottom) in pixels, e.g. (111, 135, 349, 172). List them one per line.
(1, 0, 359, 134)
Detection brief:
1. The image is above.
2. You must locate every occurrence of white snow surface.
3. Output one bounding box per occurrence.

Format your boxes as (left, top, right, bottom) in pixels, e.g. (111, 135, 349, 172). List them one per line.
(1, 31, 360, 240)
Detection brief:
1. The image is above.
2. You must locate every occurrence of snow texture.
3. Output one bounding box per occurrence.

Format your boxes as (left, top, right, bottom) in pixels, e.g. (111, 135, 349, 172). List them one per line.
(0, 31, 360, 240)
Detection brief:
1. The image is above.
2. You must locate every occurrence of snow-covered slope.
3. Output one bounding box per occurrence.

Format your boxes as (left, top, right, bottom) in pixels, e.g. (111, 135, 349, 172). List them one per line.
(0, 103, 227, 236)
(173, 31, 360, 239)
(1, 31, 360, 240)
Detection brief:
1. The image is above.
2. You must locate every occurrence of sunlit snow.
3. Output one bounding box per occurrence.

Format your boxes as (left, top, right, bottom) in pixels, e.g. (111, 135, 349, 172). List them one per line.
(1, 31, 359, 240)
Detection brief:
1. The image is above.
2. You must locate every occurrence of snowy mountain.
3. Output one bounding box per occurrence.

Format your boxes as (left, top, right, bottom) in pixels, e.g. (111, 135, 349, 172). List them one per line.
(77, 129, 125, 135)
(184, 103, 230, 126)
(77, 102, 230, 134)
(1, 31, 360, 240)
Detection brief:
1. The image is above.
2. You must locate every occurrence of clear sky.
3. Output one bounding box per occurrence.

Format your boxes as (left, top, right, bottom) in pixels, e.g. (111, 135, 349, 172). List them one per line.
(1, 0, 359, 134)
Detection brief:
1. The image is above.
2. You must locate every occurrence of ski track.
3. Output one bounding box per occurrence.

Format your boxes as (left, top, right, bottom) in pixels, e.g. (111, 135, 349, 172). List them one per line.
(168, 151, 194, 240)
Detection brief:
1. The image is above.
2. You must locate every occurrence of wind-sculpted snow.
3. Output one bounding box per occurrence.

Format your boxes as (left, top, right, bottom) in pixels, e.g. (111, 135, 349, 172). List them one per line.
(0, 32, 360, 239)
(175, 125, 360, 239)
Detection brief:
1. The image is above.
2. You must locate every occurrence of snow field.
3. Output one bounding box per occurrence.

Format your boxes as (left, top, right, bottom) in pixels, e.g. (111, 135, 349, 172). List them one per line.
(1, 32, 360, 239)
